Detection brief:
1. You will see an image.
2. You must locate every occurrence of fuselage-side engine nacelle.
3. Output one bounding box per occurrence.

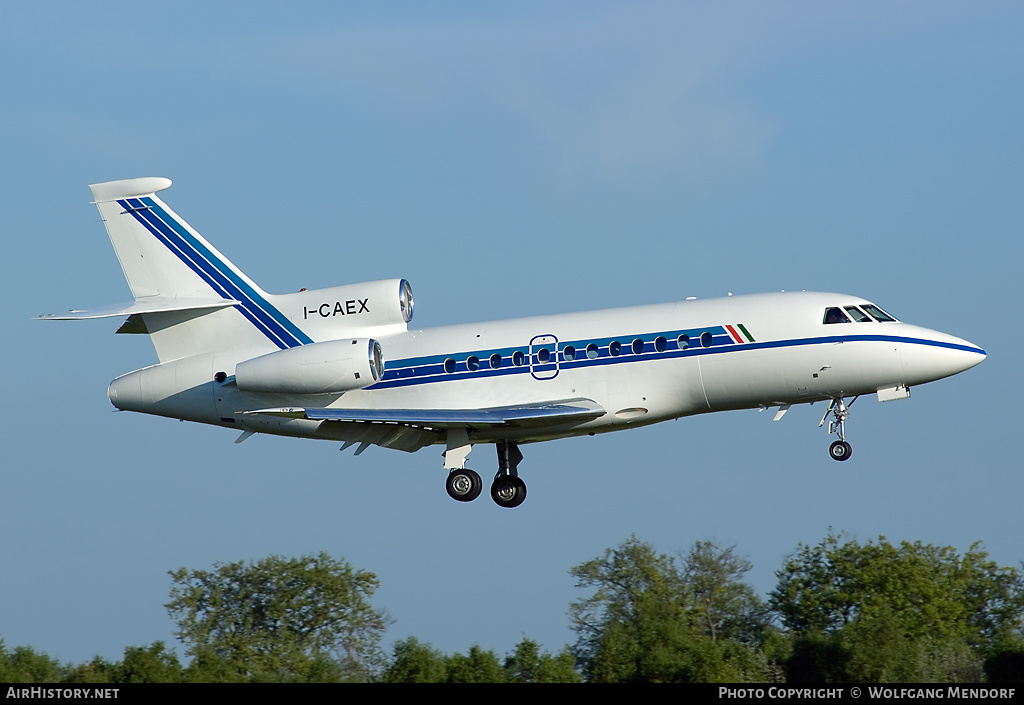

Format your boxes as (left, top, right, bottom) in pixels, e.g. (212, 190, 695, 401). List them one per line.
(235, 338, 384, 395)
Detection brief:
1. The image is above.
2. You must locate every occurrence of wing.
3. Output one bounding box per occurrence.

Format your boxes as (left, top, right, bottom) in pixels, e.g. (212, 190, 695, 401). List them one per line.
(241, 398, 605, 453)
(244, 398, 606, 428)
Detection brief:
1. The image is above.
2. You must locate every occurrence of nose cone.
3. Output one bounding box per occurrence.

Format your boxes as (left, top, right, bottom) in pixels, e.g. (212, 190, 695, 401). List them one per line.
(898, 325, 986, 386)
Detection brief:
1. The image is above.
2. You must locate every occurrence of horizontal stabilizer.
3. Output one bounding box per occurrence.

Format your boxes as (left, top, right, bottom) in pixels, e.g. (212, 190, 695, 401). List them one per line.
(244, 398, 606, 429)
(38, 298, 239, 320)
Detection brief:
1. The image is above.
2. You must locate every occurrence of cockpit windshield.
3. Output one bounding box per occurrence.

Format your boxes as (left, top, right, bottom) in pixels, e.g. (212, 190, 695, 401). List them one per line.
(844, 306, 872, 323)
(860, 303, 897, 322)
(823, 307, 851, 324)
(823, 303, 899, 324)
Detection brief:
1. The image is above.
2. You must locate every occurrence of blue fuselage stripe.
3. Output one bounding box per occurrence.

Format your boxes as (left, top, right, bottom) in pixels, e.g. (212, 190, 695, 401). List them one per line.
(371, 332, 984, 390)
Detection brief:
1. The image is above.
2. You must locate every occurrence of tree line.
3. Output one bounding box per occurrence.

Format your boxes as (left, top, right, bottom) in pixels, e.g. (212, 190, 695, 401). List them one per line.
(2, 534, 1023, 683)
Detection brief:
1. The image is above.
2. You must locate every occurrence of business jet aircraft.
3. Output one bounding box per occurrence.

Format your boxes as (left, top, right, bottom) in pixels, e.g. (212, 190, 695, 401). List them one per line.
(44, 177, 986, 508)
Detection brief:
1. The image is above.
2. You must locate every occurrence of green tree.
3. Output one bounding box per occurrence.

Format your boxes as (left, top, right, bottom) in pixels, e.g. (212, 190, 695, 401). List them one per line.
(0, 642, 68, 683)
(781, 632, 850, 684)
(569, 535, 769, 682)
(770, 534, 1024, 683)
(116, 641, 184, 683)
(64, 655, 118, 683)
(166, 552, 389, 682)
(63, 643, 183, 684)
(504, 637, 581, 683)
(383, 636, 579, 683)
(383, 636, 448, 683)
(569, 535, 689, 681)
(841, 604, 982, 683)
(771, 534, 1024, 644)
(682, 541, 768, 645)
(985, 641, 1024, 683)
(445, 645, 507, 683)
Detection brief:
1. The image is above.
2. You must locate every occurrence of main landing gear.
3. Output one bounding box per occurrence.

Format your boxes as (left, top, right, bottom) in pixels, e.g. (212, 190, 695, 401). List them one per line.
(820, 395, 858, 462)
(491, 440, 526, 508)
(443, 433, 527, 508)
(445, 468, 482, 502)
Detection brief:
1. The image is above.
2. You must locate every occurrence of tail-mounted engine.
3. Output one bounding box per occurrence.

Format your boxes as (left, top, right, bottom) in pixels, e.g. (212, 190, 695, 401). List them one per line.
(235, 338, 384, 394)
(289, 279, 414, 332)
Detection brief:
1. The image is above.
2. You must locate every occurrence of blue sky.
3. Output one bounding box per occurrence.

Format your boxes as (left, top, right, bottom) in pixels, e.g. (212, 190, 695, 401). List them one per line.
(3, 2, 1022, 664)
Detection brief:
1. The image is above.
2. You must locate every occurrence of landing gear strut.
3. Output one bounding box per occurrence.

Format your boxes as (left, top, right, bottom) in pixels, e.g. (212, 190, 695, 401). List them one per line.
(820, 396, 858, 462)
(491, 440, 527, 508)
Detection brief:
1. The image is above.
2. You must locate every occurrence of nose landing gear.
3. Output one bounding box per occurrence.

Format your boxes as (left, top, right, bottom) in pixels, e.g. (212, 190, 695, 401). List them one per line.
(820, 396, 858, 462)
(829, 439, 852, 461)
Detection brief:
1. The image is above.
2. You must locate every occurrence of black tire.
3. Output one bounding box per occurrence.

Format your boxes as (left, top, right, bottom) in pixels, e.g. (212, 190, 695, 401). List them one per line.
(490, 475, 527, 508)
(829, 440, 852, 462)
(446, 468, 482, 502)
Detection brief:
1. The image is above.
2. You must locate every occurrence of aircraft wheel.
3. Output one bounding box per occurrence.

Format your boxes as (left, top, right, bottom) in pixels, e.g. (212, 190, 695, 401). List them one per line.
(491, 475, 527, 508)
(829, 440, 852, 462)
(446, 468, 482, 502)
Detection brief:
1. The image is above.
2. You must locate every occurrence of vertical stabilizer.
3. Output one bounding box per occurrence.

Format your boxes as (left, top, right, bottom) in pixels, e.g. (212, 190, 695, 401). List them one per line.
(87, 177, 311, 361)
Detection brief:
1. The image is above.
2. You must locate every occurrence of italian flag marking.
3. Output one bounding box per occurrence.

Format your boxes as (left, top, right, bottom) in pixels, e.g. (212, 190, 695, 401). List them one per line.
(725, 324, 755, 344)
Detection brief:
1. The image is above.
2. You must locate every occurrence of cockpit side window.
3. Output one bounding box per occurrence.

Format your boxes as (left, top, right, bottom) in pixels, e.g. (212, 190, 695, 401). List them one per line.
(861, 303, 897, 322)
(844, 306, 873, 323)
(823, 307, 851, 324)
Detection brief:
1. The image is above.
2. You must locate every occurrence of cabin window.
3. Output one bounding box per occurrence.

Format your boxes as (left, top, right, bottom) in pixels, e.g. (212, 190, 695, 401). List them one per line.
(537, 348, 551, 363)
(444, 358, 457, 373)
(654, 336, 667, 352)
(631, 338, 644, 354)
(677, 334, 690, 350)
(490, 353, 502, 369)
(586, 343, 599, 359)
(844, 306, 873, 323)
(466, 355, 480, 372)
(823, 307, 851, 324)
(562, 345, 576, 362)
(609, 341, 621, 357)
(513, 351, 526, 366)
(861, 303, 897, 322)
(700, 331, 713, 348)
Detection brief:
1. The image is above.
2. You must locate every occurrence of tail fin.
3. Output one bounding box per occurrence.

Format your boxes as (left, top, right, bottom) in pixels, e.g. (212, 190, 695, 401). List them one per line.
(82, 177, 310, 361)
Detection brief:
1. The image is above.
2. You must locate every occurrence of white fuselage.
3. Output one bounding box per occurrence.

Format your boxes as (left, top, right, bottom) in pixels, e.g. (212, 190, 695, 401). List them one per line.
(108, 290, 985, 447)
